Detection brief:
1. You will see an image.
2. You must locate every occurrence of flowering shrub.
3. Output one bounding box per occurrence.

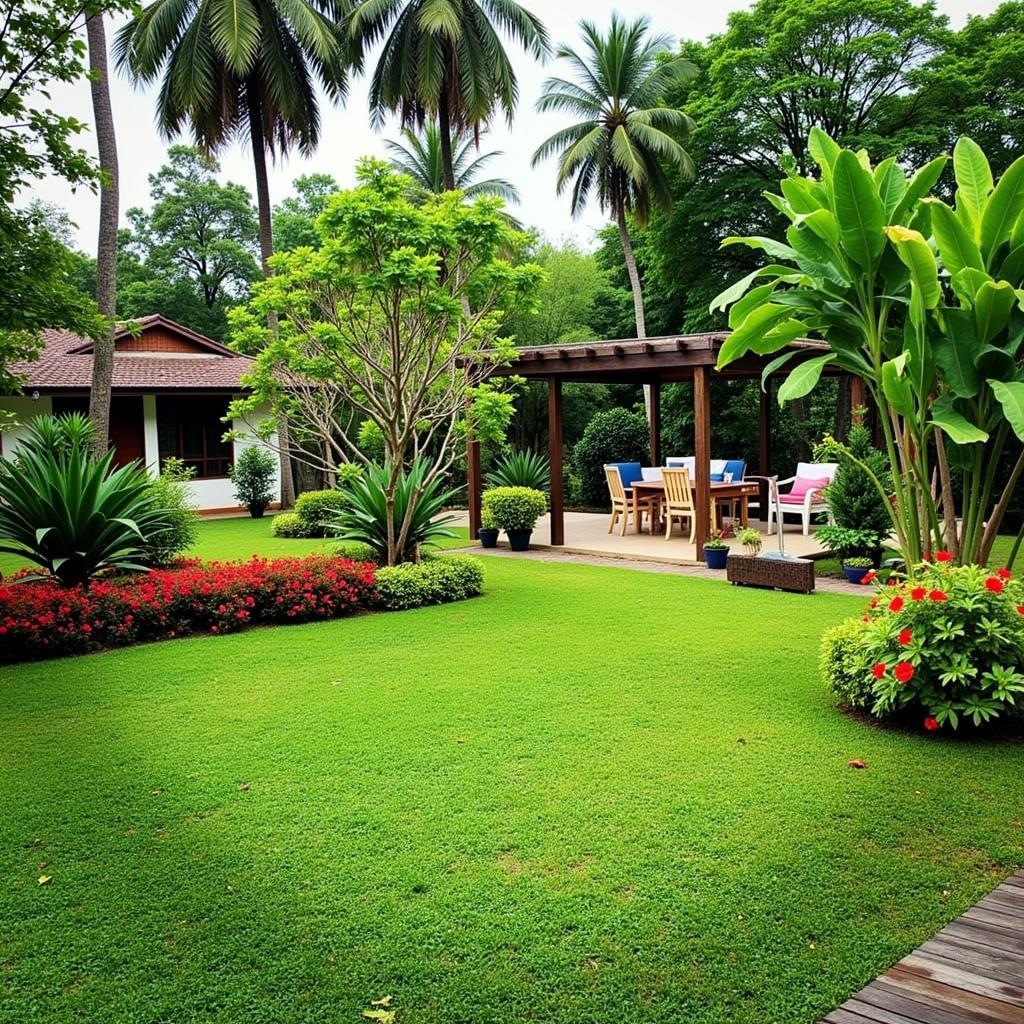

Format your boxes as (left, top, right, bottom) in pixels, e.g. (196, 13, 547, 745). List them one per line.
(820, 556, 1024, 731)
(0, 556, 377, 663)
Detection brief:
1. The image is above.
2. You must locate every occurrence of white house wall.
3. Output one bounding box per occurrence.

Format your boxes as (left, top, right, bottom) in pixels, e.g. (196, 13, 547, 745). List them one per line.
(0, 394, 280, 513)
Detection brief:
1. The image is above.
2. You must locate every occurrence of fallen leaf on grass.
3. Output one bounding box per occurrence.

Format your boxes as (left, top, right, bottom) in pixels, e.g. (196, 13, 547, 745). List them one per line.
(371, 996, 393, 1007)
(362, 1010, 395, 1023)
(847, 760, 867, 769)
(238, 782, 251, 792)
(38, 875, 52, 886)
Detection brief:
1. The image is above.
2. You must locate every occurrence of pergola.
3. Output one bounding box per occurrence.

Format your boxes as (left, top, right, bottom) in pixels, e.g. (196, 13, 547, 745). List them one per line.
(466, 332, 861, 561)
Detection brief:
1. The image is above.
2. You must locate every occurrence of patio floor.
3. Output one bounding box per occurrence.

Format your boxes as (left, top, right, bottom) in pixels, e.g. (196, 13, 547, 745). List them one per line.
(453, 510, 827, 566)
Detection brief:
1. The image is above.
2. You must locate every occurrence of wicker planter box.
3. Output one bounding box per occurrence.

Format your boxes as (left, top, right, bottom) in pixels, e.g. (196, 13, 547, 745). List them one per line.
(726, 554, 815, 594)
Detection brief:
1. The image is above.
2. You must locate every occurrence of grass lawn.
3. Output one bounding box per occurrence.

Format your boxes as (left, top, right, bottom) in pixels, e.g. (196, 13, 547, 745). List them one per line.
(1, 521, 1022, 1023)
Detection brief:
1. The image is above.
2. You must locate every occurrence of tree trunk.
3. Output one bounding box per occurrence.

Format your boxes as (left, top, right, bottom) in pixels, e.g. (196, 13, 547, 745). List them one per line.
(247, 88, 296, 507)
(86, 13, 118, 459)
(616, 207, 651, 419)
(438, 89, 456, 192)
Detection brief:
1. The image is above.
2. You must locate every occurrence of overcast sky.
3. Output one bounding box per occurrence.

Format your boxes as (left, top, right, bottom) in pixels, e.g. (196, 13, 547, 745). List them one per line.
(36, 0, 1000, 255)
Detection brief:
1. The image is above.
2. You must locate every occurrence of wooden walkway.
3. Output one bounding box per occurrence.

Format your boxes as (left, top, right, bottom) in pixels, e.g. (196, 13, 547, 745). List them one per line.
(821, 871, 1024, 1023)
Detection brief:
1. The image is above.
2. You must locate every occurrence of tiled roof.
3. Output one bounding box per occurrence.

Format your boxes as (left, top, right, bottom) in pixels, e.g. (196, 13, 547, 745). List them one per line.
(11, 317, 256, 392)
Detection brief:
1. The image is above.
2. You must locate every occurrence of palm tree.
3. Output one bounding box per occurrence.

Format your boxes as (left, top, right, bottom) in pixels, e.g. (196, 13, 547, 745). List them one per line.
(86, 12, 119, 458)
(385, 123, 520, 204)
(115, 0, 353, 506)
(532, 15, 696, 339)
(350, 0, 549, 192)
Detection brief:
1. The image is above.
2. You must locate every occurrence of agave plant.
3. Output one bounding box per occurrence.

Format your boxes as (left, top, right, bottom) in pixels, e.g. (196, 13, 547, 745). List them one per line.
(485, 450, 550, 491)
(0, 445, 172, 587)
(330, 459, 459, 565)
(15, 412, 95, 460)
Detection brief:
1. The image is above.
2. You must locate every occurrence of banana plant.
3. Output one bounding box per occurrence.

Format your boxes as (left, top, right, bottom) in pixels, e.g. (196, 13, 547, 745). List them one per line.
(711, 128, 1024, 566)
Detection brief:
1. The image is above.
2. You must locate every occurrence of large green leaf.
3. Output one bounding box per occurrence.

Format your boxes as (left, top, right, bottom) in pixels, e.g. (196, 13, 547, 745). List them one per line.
(708, 264, 797, 314)
(980, 154, 1024, 262)
(873, 157, 906, 218)
(884, 225, 939, 320)
(953, 137, 993, 224)
(930, 394, 988, 444)
(933, 308, 982, 397)
(720, 235, 800, 263)
(974, 280, 1017, 343)
(807, 127, 840, 177)
(833, 150, 886, 271)
(989, 379, 1024, 442)
(881, 354, 915, 417)
(926, 200, 984, 276)
(892, 155, 947, 225)
(716, 303, 799, 367)
(777, 354, 835, 407)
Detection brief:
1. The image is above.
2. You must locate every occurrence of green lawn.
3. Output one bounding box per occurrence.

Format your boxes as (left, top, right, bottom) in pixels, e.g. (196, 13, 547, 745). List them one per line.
(2, 524, 1022, 1023)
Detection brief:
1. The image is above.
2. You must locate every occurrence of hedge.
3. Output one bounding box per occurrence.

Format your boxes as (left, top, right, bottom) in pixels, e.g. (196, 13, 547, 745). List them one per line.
(375, 556, 485, 611)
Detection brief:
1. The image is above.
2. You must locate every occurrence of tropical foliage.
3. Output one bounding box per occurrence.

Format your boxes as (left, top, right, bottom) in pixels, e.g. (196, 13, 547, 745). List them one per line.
(485, 449, 550, 491)
(714, 131, 1024, 566)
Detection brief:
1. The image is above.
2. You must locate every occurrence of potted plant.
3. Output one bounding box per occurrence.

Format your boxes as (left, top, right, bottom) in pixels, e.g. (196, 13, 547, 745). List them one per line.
(477, 506, 499, 548)
(842, 556, 874, 584)
(703, 532, 729, 570)
(482, 486, 547, 551)
(229, 446, 277, 518)
(736, 526, 762, 557)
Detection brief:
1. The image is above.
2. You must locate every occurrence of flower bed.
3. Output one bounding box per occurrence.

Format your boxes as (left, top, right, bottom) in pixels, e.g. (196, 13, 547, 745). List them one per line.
(821, 555, 1024, 732)
(0, 556, 377, 663)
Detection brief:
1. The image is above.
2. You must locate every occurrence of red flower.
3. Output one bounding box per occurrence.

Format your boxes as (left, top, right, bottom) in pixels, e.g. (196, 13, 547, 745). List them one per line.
(871, 663, 886, 680)
(898, 628, 912, 646)
(910, 587, 926, 601)
(997, 567, 1012, 580)
(1018, 606, 1024, 616)
(984, 576, 1005, 594)
(929, 590, 948, 602)
(888, 597, 904, 613)
(935, 550, 953, 563)
(923, 716, 940, 732)
(894, 661, 914, 684)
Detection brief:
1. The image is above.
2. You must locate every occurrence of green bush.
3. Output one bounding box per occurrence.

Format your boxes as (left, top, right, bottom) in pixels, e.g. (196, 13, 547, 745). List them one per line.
(820, 559, 1024, 731)
(482, 486, 547, 531)
(271, 512, 308, 538)
(0, 441, 173, 587)
(330, 459, 458, 564)
(145, 457, 198, 565)
(295, 489, 349, 537)
(820, 618, 877, 710)
(229, 446, 277, 516)
(485, 449, 550, 491)
(573, 407, 649, 506)
(334, 540, 378, 564)
(375, 555, 484, 611)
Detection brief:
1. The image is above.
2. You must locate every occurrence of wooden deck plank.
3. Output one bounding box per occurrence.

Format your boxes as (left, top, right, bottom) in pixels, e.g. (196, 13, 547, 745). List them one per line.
(820, 874, 1024, 1024)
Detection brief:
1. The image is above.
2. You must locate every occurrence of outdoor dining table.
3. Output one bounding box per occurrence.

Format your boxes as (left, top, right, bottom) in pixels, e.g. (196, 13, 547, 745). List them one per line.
(629, 478, 761, 534)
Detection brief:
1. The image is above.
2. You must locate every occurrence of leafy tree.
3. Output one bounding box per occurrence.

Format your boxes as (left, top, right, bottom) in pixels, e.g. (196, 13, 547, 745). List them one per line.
(385, 124, 520, 204)
(273, 174, 341, 252)
(127, 146, 260, 314)
(228, 160, 543, 565)
(533, 14, 696, 340)
(350, 0, 549, 191)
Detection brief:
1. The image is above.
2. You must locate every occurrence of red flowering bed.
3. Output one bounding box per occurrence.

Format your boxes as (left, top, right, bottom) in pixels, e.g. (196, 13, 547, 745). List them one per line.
(0, 556, 377, 663)
(821, 554, 1024, 732)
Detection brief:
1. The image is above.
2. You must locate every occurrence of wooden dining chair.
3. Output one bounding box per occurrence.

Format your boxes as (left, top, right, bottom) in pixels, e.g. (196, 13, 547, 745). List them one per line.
(605, 466, 657, 536)
(662, 467, 696, 542)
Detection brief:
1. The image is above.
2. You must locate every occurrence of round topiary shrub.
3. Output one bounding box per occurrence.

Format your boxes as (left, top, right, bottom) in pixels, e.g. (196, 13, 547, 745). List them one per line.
(481, 487, 548, 531)
(334, 540, 378, 564)
(820, 556, 1024, 732)
(572, 407, 649, 507)
(270, 512, 309, 538)
(294, 488, 350, 537)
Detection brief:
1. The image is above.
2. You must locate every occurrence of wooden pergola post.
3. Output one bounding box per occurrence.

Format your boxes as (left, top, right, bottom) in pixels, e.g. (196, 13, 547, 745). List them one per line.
(694, 365, 712, 559)
(467, 437, 482, 541)
(850, 374, 866, 424)
(758, 384, 772, 475)
(548, 377, 564, 545)
(649, 381, 661, 466)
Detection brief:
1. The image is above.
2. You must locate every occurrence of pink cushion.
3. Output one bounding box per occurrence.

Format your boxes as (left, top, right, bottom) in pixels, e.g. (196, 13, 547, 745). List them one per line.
(780, 476, 830, 503)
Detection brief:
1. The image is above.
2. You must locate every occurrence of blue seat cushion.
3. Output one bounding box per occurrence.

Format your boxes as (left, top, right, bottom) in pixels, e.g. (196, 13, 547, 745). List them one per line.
(710, 473, 725, 482)
(608, 462, 644, 489)
(724, 459, 746, 482)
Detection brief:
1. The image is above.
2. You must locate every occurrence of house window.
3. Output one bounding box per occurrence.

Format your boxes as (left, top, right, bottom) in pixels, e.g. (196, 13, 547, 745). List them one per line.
(156, 396, 232, 478)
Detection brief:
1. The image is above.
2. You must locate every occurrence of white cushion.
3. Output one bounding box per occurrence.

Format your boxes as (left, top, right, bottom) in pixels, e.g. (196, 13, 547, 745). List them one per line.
(796, 461, 839, 483)
(641, 467, 663, 481)
(665, 456, 695, 474)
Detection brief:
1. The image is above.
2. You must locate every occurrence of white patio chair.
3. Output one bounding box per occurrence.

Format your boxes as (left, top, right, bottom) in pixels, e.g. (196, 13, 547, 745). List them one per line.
(767, 461, 839, 536)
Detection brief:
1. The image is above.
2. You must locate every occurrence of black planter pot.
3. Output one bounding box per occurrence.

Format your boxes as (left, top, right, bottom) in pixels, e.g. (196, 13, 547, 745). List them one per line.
(704, 546, 728, 569)
(506, 529, 532, 552)
(478, 527, 499, 549)
(249, 504, 267, 519)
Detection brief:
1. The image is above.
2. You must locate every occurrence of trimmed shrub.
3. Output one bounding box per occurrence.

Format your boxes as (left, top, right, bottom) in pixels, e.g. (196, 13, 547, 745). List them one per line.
(375, 555, 484, 611)
(482, 487, 547, 531)
(820, 618, 876, 710)
(230, 446, 277, 516)
(0, 555, 377, 663)
(295, 489, 349, 537)
(271, 512, 308, 538)
(146, 458, 199, 565)
(573, 407, 649, 506)
(334, 540, 379, 564)
(819, 557, 1024, 731)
